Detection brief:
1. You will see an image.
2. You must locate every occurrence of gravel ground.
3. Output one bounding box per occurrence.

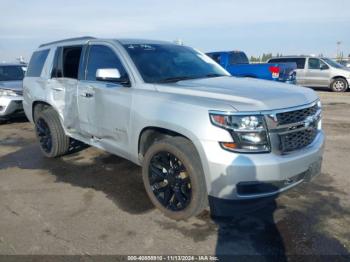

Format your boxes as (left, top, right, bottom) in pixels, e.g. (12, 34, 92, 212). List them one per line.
(0, 90, 349, 260)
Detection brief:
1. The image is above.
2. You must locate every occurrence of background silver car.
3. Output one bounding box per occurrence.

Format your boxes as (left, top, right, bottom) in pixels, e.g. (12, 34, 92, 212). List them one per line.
(0, 63, 27, 122)
(269, 56, 350, 92)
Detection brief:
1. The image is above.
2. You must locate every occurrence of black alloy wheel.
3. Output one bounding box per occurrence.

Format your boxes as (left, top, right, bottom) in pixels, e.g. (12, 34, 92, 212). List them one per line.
(36, 118, 52, 153)
(149, 151, 192, 211)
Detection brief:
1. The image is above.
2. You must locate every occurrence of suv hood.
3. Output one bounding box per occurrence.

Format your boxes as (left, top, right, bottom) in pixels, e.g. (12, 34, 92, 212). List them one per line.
(155, 76, 318, 112)
(0, 80, 23, 91)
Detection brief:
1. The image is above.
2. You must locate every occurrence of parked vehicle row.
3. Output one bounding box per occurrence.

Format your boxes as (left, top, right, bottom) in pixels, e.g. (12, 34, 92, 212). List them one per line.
(23, 37, 324, 219)
(268, 56, 350, 92)
(206, 51, 297, 84)
(0, 63, 27, 122)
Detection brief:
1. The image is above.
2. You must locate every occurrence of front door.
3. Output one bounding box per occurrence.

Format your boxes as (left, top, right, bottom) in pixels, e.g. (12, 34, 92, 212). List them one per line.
(78, 43, 132, 157)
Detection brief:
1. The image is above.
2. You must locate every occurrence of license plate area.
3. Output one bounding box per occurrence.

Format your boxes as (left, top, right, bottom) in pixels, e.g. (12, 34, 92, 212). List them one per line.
(305, 157, 322, 181)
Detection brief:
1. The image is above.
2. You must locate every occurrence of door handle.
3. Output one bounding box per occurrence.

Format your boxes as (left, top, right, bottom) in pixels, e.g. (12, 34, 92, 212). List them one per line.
(51, 87, 64, 92)
(81, 92, 94, 98)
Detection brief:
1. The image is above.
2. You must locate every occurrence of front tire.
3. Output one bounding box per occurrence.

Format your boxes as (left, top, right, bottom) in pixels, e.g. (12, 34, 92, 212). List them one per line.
(330, 78, 348, 92)
(142, 137, 208, 220)
(34, 108, 70, 158)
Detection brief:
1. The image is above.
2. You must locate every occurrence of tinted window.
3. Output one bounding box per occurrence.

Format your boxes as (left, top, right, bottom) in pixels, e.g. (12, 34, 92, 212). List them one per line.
(0, 66, 26, 81)
(207, 53, 221, 64)
(51, 47, 63, 78)
(123, 44, 229, 84)
(63, 46, 82, 79)
(229, 52, 249, 64)
(308, 58, 327, 70)
(86, 45, 128, 82)
(269, 58, 306, 69)
(26, 49, 49, 77)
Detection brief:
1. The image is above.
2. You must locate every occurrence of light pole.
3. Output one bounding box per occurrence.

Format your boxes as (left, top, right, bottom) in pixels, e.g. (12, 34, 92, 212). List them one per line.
(336, 41, 341, 60)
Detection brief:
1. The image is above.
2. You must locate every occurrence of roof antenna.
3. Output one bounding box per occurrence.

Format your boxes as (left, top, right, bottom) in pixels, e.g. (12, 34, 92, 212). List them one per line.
(174, 38, 184, 45)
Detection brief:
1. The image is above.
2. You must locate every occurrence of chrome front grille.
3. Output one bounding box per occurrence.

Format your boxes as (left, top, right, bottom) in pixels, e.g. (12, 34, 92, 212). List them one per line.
(279, 127, 318, 153)
(266, 101, 321, 154)
(276, 104, 318, 125)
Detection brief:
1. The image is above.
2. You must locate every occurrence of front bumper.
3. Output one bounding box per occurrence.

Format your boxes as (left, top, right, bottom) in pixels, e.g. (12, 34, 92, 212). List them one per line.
(202, 130, 325, 200)
(0, 96, 24, 118)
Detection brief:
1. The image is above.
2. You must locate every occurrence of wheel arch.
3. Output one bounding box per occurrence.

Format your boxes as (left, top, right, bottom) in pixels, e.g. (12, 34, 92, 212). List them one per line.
(331, 75, 348, 84)
(138, 126, 190, 159)
(32, 101, 53, 121)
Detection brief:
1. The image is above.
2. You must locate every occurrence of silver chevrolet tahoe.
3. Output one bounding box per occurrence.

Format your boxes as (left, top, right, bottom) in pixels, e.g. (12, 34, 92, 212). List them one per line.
(23, 37, 324, 219)
(0, 63, 27, 122)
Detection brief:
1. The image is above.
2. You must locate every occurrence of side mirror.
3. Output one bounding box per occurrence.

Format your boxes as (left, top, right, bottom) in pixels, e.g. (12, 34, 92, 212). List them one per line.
(96, 68, 121, 82)
(320, 64, 329, 70)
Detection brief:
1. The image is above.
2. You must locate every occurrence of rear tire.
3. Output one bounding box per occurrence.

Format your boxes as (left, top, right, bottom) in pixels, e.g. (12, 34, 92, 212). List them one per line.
(330, 78, 348, 92)
(34, 107, 70, 158)
(142, 136, 208, 220)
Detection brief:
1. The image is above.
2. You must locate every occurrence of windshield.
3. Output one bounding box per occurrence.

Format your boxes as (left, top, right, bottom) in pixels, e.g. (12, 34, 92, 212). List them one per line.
(322, 58, 345, 69)
(123, 43, 229, 83)
(0, 66, 26, 81)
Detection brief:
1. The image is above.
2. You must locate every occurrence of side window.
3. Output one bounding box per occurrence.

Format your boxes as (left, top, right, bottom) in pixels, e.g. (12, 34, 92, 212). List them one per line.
(319, 60, 329, 70)
(269, 58, 286, 64)
(229, 52, 249, 64)
(294, 58, 306, 69)
(308, 58, 321, 70)
(51, 47, 63, 78)
(208, 53, 221, 64)
(26, 49, 49, 77)
(51, 46, 82, 79)
(63, 46, 82, 79)
(86, 45, 128, 83)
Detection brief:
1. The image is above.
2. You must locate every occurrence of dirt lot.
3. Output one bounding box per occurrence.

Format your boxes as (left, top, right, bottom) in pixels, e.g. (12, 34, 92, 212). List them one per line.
(0, 91, 349, 259)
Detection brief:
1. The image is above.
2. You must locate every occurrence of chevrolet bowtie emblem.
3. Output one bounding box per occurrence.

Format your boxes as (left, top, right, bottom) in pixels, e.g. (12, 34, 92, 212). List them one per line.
(304, 116, 315, 129)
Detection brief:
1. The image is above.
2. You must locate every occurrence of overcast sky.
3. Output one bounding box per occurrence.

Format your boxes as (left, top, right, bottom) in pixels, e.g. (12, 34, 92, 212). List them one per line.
(1, 0, 349, 62)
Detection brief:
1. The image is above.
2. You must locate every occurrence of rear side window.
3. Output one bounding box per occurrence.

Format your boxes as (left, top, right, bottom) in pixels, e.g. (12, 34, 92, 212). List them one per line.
(85, 45, 128, 82)
(51, 46, 82, 79)
(229, 52, 249, 64)
(26, 49, 49, 77)
(269, 58, 306, 69)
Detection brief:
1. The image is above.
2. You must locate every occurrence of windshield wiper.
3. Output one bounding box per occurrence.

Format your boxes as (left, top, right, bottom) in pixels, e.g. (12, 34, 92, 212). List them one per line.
(158, 74, 226, 83)
(158, 76, 199, 83)
(204, 73, 226, 78)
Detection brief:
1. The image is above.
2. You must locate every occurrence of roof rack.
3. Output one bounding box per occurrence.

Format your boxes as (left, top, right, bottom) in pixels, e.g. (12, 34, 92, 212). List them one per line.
(39, 36, 96, 48)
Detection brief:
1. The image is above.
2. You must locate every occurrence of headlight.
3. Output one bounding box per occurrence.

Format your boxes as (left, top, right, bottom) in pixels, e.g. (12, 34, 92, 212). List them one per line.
(0, 89, 18, 97)
(316, 100, 322, 130)
(210, 113, 270, 153)
(316, 100, 322, 109)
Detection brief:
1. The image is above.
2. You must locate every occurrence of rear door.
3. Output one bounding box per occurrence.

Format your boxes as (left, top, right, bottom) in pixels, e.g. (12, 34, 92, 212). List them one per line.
(48, 45, 82, 134)
(304, 58, 330, 87)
